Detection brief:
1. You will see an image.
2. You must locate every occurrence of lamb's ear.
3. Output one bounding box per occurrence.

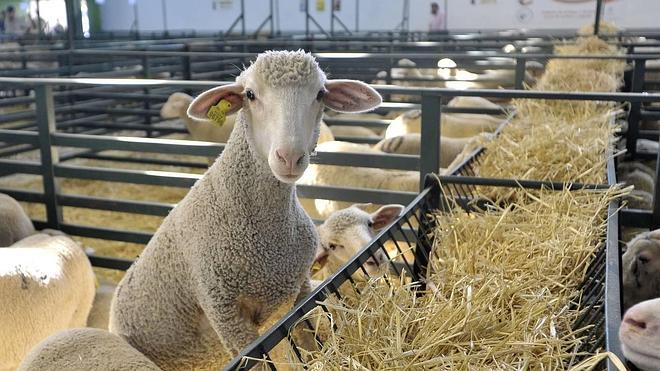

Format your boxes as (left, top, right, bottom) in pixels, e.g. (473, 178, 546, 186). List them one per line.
(353, 203, 373, 211)
(187, 84, 244, 121)
(323, 79, 382, 113)
(370, 204, 405, 230)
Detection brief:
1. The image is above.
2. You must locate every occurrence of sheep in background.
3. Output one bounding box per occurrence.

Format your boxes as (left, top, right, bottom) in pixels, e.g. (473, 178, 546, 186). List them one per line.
(328, 125, 379, 140)
(374, 132, 493, 168)
(298, 140, 424, 219)
(312, 204, 404, 282)
(18, 328, 160, 371)
(621, 169, 655, 194)
(619, 298, 660, 371)
(161, 91, 335, 145)
(623, 190, 654, 210)
(0, 233, 95, 371)
(109, 50, 381, 370)
(622, 229, 660, 312)
(0, 193, 35, 247)
(619, 161, 655, 179)
(446, 96, 504, 111)
(385, 109, 504, 139)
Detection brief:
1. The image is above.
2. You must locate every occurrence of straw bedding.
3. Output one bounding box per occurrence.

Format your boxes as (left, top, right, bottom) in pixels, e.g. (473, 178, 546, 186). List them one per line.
(267, 31, 630, 370)
(289, 187, 626, 370)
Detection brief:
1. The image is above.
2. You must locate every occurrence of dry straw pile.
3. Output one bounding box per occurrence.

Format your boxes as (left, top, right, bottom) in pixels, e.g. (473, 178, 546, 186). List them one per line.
(274, 31, 629, 370)
(475, 36, 626, 190)
(294, 187, 626, 370)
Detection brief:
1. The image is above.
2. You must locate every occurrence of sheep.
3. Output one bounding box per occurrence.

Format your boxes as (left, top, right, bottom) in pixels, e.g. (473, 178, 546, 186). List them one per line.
(312, 203, 404, 282)
(446, 96, 503, 111)
(637, 139, 659, 155)
(622, 229, 660, 312)
(621, 169, 655, 194)
(0, 192, 35, 247)
(87, 279, 117, 330)
(0, 233, 96, 371)
(385, 109, 503, 139)
(161, 91, 335, 145)
(17, 328, 160, 371)
(619, 161, 655, 179)
(623, 190, 654, 210)
(619, 298, 660, 371)
(298, 141, 421, 219)
(109, 50, 382, 370)
(374, 132, 493, 168)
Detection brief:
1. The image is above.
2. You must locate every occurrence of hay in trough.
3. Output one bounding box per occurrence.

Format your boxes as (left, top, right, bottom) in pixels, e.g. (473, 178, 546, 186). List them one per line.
(286, 187, 627, 370)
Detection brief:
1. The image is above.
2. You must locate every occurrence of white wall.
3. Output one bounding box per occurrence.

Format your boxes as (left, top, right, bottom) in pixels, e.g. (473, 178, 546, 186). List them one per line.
(97, 0, 659, 33)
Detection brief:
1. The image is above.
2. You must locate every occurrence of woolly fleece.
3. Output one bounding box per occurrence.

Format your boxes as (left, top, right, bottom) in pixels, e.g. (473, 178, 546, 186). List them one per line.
(110, 52, 320, 370)
(0, 193, 35, 247)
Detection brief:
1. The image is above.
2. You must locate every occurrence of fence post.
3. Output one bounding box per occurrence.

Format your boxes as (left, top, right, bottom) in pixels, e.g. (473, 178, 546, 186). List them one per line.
(652, 141, 660, 230)
(420, 94, 441, 192)
(514, 57, 526, 90)
(182, 44, 193, 95)
(142, 55, 153, 137)
(35, 85, 62, 230)
(627, 59, 646, 159)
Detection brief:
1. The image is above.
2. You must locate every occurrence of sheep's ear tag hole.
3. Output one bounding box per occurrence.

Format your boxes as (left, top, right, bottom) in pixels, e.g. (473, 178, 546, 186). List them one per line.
(207, 99, 232, 127)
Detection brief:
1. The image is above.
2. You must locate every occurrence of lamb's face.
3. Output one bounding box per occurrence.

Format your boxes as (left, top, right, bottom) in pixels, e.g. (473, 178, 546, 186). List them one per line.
(241, 73, 325, 183)
(315, 204, 404, 278)
(623, 230, 660, 307)
(620, 298, 660, 371)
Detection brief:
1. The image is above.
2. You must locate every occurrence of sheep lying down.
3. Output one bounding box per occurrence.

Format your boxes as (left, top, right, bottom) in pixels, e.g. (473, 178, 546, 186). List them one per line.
(17, 328, 160, 371)
(0, 193, 36, 247)
(619, 298, 660, 371)
(0, 233, 95, 371)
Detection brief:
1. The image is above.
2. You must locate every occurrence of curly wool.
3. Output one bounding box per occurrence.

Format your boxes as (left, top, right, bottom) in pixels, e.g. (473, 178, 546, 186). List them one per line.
(240, 50, 325, 87)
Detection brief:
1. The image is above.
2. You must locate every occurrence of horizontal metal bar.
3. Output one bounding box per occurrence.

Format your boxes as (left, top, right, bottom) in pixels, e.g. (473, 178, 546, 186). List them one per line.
(0, 129, 40, 145)
(75, 153, 209, 169)
(0, 188, 45, 203)
(88, 255, 134, 270)
(58, 194, 175, 216)
(52, 133, 223, 157)
(0, 159, 43, 175)
(54, 164, 200, 188)
(2, 77, 660, 103)
(59, 223, 152, 244)
(311, 152, 418, 170)
(297, 184, 416, 205)
(323, 117, 391, 128)
(438, 175, 610, 190)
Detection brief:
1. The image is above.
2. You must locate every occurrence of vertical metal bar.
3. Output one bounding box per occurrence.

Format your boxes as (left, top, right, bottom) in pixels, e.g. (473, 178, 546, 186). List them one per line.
(330, 0, 335, 36)
(305, 0, 310, 37)
(627, 59, 646, 158)
(420, 94, 441, 192)
(355, 0, 359, 32)
(182, 44, 192, 94)
(605, 200, 624, 369)
(36, 0, 43, 40)
(594, 0, 603, 36)
(161, 0, 168, 32)
(240, 0, 245, 36)
(35, 86, 62, 230)
(514, 57, 526, 90)
(652, 142, 660, 229)
(142, 55, 152, 138)
(270, 0, 274, 36)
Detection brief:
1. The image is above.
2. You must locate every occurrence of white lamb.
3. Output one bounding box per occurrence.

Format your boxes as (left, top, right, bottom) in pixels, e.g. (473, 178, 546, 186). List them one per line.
(0, 193, 35, 247)
(619, 298, 660, 371)
(621, 169, 655, 194)
(374, 132, 493, 168)
(312, 203, 404, 282)
(385, 109, 504, 139)
(18, 328, 160, 371)
(446, 96, 503, 111)
(0, 233, 95, 371)
(622, 229, 660, 312)
(160, 91, 335, 144)
(109, 50, 381, 370)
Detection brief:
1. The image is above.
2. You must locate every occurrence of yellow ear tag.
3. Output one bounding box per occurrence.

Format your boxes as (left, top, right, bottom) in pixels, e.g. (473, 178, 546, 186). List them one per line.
(207, 99, 232, 127)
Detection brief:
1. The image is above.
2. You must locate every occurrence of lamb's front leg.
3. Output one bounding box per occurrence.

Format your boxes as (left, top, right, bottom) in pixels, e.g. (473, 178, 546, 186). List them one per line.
(197, 290, 259, 356)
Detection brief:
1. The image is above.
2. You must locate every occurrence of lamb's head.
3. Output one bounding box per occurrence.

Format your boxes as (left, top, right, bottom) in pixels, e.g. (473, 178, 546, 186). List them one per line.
(315, 203, 404, 277)
(619, 298, 660, 371)
(623, 229, 660, 310)
(187, 50, 382, 183)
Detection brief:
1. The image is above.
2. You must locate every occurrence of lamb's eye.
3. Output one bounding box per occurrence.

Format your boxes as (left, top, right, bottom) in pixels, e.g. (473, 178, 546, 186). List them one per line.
(246, 89, 256, 101)
(367, 221, 374, 228)
(316, 89, 325, 101)
(329, 243, 339, 250)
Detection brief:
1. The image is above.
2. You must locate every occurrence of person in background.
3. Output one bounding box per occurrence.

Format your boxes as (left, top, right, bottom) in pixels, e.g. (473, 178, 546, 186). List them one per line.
(4, 6, 30, 35)
(428, 2, 445, 32)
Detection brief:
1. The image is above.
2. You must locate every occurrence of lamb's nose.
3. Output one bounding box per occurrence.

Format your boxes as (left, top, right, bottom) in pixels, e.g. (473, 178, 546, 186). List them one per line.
(275, 149, 304, 171)
(624, 316, 647, 330)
